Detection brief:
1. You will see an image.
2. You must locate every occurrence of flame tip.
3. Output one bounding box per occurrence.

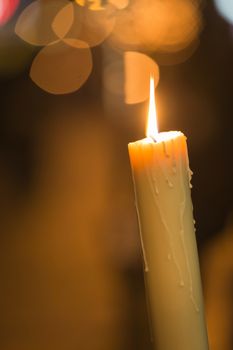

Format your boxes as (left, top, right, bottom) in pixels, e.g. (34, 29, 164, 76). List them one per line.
(146, 75, 158, 139)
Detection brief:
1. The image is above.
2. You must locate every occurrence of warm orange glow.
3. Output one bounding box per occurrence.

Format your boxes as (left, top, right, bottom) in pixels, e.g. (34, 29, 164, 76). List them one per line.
(109, 0, 202, 54)
(146, 76, 158, 140)
(145, 76, 182, 143)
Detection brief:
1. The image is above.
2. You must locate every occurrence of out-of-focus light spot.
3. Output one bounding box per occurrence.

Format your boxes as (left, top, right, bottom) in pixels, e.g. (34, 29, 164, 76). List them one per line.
(52, 3, 74, 39)
(0, 0, 19, 26)
(67, 3, 115, 47)
(75, 0, 85, 6)
(108, 0, 129, 10)
(15, 0, 69, 46)
(89, 0, 104, 11)
(75, 0, 104, 10)
(108, 0, 202, 53)
(154, 39, 200, 66)
(30, 40, 92, 94)
(124, 52, 159, 104)
(214, 0, 233, 24)
(63, 37, 88, 48)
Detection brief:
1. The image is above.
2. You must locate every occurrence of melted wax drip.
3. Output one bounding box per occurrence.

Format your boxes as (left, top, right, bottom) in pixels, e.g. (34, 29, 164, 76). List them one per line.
(162, 141, 170, 158)
(178, 146, 199, 312)
(171, 140, 177, 174)
(135, 199, 149, 272)
(145, 143, 184, 287)
(140, 140, 199, 312)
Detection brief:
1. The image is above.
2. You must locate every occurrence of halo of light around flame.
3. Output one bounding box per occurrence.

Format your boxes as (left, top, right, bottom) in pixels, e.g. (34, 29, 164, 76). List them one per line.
(145, 78, 183, 143)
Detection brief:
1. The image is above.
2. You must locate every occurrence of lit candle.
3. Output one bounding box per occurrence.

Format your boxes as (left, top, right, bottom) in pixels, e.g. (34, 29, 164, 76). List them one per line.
(128, 77, 209, 350)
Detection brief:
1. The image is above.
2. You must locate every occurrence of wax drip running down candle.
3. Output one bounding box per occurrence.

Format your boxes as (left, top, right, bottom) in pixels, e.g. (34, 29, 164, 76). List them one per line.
(128, 77, 209, 350)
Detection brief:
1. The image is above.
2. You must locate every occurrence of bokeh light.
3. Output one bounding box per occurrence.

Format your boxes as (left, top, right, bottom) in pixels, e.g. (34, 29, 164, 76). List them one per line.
(103, 51, 159, 104)
(30, 40, 92, 94)
(15, 0, 69, 46)
(0, 0, 19, 26)
(108, 0, 129, 10)
(67, 3, 116, 48)
(214, 0, 233, 25)
(75, 0, 104, 11)
(154, 39, 200, 66)
(108, 0, 202, 53)
(15, 0, 117, 95)
(4, 2, 233, 350)
(52, 2, 74, 40)
(75, 0, 85, 7)
(14, 0, 204, 95)
(75, 0, 129, 11)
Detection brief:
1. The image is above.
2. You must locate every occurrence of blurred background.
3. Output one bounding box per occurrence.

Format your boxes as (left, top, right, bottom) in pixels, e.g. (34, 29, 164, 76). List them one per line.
(0, 0, 233, 349)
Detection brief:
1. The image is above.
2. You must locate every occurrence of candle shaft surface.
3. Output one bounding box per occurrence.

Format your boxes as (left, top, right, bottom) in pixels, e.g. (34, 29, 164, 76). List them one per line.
(128, 132, 209, 350)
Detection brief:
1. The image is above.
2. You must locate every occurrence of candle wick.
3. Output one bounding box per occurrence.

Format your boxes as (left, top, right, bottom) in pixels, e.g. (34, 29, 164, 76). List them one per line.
(150, 135, 157, 143)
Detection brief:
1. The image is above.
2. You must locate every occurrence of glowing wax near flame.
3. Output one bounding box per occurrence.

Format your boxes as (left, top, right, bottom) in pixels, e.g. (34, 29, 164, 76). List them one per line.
(146, 76, 159, 141)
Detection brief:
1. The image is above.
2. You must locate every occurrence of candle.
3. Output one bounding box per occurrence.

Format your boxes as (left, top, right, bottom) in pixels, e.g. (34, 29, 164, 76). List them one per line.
(128, 77, 209, 350)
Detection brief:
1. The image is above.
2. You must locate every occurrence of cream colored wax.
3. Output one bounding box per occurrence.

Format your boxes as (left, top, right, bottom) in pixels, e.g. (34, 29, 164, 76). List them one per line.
(128, 132, 209, 350)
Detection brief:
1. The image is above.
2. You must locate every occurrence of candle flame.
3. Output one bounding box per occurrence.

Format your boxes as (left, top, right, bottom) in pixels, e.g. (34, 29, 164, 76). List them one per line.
(146, 76, 158, 140)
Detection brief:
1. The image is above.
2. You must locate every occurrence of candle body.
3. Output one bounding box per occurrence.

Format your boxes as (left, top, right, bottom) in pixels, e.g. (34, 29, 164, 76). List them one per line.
(128, 132, 209, 350)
